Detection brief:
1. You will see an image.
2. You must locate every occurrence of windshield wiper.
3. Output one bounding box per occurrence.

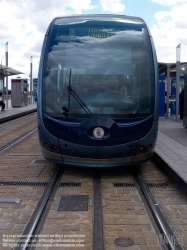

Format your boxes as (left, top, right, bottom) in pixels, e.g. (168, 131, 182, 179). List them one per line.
(62, 69, 94, 117)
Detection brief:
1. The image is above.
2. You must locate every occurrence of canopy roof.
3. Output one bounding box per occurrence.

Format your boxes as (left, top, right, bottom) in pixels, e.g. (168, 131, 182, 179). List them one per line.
(0, 64, 24, 77)
(1, 62, 187, 77)
(158, 62, 187, 75)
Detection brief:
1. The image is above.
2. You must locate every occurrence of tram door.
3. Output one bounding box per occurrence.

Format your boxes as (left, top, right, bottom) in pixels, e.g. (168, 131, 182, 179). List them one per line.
(159, 75, 165, 117)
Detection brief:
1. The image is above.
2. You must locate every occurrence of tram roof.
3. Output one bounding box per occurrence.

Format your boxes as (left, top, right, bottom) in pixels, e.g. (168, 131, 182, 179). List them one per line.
(0, 64, 24, 77)
(158, 62, 187, 75)
(54, 14, 144, 20)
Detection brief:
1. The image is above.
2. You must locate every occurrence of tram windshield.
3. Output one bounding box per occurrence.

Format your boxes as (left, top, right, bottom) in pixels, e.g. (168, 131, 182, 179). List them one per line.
(43, 16, 154, 119)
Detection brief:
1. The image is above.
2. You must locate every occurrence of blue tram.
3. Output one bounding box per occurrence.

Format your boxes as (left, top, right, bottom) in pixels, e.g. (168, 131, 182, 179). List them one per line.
(37, 14, 159, 167)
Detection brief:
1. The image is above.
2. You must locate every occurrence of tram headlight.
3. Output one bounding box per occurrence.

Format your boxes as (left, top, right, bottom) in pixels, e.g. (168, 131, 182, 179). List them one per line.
(93, 127, 105, 139)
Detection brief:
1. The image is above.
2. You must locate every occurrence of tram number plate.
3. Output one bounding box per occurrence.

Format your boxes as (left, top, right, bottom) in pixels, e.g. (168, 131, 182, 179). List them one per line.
(57, 195, 89, 211)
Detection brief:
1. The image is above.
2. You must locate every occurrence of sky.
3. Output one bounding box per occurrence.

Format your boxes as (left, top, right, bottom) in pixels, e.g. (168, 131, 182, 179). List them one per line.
(0, 0, 187, 89)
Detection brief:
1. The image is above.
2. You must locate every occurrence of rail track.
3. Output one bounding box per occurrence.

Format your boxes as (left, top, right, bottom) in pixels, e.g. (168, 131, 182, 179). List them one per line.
(0, 112, 37, 152)
(0, 113, 37, 131)
(10, 164, 187, 250)
(0, 113, 187, 250)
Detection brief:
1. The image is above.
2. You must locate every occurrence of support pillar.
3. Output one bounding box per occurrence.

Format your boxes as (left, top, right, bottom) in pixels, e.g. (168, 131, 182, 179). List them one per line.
(166, 64, 170, 118)
(176, 44, 181, 121)
(30, 56, 33, 104)
(5, 42, 8, 109)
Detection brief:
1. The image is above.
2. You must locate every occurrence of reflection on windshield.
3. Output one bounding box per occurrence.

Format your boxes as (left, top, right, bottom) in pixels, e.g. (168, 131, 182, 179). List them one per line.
(62, 69, 94, 118)
(43, 19, 152, 118)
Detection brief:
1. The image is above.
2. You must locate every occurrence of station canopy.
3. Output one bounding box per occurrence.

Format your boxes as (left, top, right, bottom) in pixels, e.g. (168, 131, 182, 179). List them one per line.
(0, 64, 24, 77)
(2, 62, 187, 77)
(158, 62, 187, 75)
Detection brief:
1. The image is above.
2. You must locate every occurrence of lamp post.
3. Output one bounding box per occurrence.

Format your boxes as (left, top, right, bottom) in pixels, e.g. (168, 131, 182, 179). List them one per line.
(30, 56, 33, 104)
(5, 42, 8, 109)
(176, 44, 181, 121)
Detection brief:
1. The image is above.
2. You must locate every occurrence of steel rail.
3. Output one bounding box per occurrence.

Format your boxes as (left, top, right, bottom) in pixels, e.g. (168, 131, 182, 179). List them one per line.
(0, 127, 38, 154)
(28, 166, 65, 250)
(14, 165, 65, 250)
(135, 173, 184, 250)
(0, 113, 37, 131)
(93, 172, 105, 250)
(0, 120, 37, 142)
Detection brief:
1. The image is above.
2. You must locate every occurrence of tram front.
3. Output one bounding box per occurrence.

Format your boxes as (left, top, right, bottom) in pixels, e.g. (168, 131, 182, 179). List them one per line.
(38, 14, 159, 167)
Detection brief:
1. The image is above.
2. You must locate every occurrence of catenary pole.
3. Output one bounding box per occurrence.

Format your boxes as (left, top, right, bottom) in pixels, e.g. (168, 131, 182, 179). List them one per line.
(176, 44, 181, 121)
(5, 42, 8, 109)
(30, 56, 33, 104)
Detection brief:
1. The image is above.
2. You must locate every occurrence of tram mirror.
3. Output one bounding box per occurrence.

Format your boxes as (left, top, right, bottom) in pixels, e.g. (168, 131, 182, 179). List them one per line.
(62, 106, 68, 112)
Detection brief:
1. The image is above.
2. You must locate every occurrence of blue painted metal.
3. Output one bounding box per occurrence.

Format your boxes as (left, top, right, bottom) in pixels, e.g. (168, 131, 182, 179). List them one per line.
(170, 76, 184, 116)
(34, 83, 37, 102)
(43, 114, 154, 147)
(159, 75, 165, 117)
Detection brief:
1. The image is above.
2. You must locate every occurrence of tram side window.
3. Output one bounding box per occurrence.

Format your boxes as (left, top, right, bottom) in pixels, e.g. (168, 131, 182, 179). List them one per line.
(130, 59, 151, 114)
(138, 62, 151, 114)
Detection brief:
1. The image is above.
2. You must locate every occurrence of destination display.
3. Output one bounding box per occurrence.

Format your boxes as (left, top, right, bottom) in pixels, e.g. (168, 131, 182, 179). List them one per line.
(70, 27, 113, 38)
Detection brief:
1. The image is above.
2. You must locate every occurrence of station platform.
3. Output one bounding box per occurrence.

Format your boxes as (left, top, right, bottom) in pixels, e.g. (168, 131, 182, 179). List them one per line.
(154, 117, 187, 186)
(0, 99, 37, 123)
